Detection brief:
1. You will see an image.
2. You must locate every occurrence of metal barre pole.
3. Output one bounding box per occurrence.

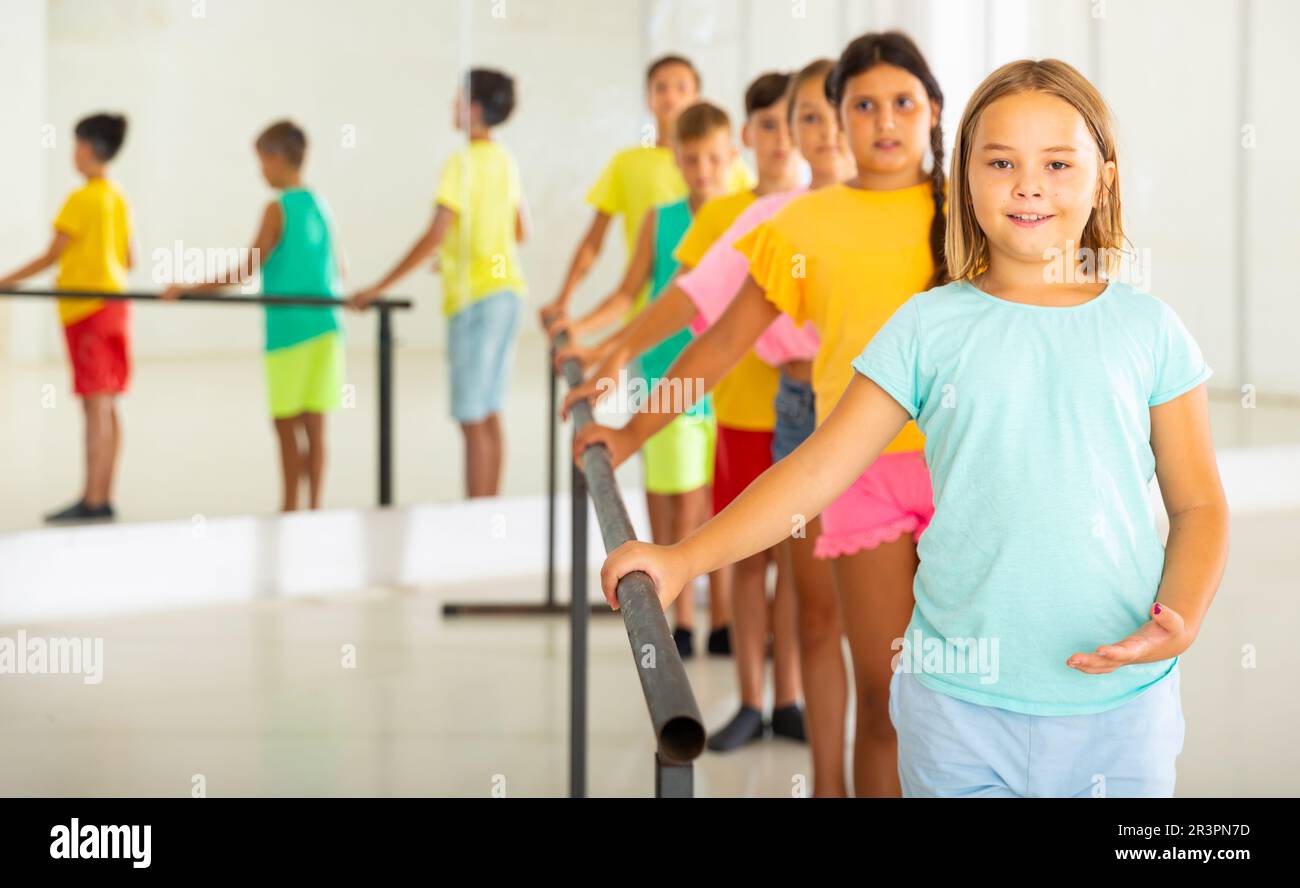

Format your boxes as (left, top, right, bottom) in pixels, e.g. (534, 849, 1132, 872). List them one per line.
(569, 444, 588, 798)
(0, 287, 412, 310)
(377, 307, 394, 507)
(552, 333, 706, 766)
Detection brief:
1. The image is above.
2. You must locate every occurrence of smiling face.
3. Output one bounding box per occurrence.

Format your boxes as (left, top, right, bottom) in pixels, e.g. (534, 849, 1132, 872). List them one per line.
(675, 127, 734, 202)
(967, 90, 1115, 272)
(838, 63, 937, 183)
(791, 74, 852, 185)
(647, 62, 699, 135)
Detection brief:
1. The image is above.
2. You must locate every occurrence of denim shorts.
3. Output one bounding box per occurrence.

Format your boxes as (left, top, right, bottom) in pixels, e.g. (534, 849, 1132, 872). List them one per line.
(889, 665, 1186, 797)
(771, 371, 815, 463)
(447, 289, 521, 423)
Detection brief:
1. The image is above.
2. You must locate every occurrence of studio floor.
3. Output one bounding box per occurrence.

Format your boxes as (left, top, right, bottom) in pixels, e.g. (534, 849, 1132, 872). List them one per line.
(0, 506, 1296, 797)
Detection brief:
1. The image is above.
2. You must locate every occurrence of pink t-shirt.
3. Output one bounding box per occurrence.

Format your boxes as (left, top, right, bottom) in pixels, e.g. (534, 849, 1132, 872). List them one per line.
(676, 189, 820, 367)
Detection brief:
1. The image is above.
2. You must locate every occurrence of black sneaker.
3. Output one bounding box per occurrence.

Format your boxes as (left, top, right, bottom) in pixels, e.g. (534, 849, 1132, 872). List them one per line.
(706, 705, 765, 752)
(673, 626, 694, 659)
(706, 625, 732, 656)
(44, 500, 115, 524)
(771, 703, 807, 743)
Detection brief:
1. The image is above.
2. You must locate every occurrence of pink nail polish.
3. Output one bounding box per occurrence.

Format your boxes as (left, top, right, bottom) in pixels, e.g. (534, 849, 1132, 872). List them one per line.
(1153, 603, 1162, 615)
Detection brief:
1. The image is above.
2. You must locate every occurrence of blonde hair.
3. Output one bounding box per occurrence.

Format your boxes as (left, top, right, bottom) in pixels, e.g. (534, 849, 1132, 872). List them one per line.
(947, 59, 1124, 282)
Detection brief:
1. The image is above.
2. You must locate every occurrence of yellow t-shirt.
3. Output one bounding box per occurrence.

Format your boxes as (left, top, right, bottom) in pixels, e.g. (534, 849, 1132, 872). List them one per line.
(53, 178, 131, 326)
(435, 139, 528, 317)
(672, 189, 779, 431)
(736, 182, 935, 452)
(673, 190, 756, 268)
(585, 145, 753, 263)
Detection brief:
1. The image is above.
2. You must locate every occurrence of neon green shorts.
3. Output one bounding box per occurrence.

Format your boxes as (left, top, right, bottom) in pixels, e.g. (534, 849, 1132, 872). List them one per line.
(264, 331, 344, 419)
(643, 411, 716, 495)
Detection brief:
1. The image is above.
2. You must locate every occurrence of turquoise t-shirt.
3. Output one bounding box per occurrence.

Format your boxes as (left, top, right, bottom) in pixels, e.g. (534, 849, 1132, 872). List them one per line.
(261, 188, 341, 353)
(641, 199, 711, 418)
(853, 279, 1213, 716)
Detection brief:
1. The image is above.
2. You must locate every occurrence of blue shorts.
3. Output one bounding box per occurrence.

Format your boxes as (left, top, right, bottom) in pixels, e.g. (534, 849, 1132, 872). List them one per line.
(889, 666, 1185, 797)
(771, 372, 815, 463)
(448, 289, 521, 423)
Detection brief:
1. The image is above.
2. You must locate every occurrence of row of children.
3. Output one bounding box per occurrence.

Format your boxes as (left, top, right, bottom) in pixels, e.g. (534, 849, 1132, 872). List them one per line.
(0, 70, 528, 521)
(544, 33, 1229, 797)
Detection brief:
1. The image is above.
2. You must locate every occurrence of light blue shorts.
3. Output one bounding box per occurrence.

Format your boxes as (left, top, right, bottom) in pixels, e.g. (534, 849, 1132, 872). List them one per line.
(447, 289, 521, 423)
(889, 666, 1185, 798)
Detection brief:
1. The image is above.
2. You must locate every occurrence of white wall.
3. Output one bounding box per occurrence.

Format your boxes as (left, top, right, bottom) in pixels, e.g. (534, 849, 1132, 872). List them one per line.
(4, 0, 1297, 401)
(0, 0, 48, 363)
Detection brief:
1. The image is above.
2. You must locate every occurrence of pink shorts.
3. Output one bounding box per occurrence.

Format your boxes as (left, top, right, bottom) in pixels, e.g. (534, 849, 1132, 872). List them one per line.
(814, 450, 934, 560)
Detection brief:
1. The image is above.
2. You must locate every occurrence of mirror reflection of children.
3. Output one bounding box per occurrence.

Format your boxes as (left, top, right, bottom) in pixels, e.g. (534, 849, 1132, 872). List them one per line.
(352, 69, 526, 499)
(164, 121, 345, 512)
(0, 113, 134, 523)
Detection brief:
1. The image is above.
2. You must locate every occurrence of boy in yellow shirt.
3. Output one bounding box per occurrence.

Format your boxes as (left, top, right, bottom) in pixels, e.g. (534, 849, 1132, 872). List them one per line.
(353, 69, 527, 499)
(539, 55, 750, 332)
(0, 113, 133, 523)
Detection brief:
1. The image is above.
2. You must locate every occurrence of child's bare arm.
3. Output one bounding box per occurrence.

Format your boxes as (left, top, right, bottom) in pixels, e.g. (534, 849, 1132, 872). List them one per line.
(571, 275, 779, 461)
(0, 231, 71, 287)
(1068, 383, 1229, 673)
(515, 197, 531, 245)
(556, 283, 698, 402)
(541, 210, 611, 327)
(562, 210, 654, 338)
(351, 206, 454, 309)
(163, 203, 281, 298)
(599, 373, 909, 609)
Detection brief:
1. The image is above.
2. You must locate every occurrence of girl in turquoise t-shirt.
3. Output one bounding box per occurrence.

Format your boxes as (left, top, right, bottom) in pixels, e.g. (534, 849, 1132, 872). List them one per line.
(597, 60, 1228, 797)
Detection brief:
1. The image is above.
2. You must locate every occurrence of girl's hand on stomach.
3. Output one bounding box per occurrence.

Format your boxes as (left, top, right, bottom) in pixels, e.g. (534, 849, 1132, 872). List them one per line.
(600, 541, 692, 611)
(1066, 602, 1190, 674)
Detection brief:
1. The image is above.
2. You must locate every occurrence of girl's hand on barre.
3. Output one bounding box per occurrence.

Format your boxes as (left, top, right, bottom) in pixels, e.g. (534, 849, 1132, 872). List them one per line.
(560, 373, 612, 420)
(545, 314, 572, 341)
(553, 340, 600, 373)
(539, 299, 567, 333)
(348, 287, 381, 312)
(572, 422, 637, 470)
(159, 285, 185, 301)
(600, 540, 692, 611)
(1066, 602, 1191, 674)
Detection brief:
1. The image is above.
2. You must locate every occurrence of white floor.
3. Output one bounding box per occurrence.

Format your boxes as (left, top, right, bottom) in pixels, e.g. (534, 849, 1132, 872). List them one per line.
(0, 504, 1296, 797)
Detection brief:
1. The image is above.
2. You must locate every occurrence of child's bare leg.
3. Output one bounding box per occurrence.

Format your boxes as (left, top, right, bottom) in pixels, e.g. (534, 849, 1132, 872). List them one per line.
(772, 546, 802, 708)
(273, 416, 302, 512)
(707, 563, 732, 629)
(784, 520, 847, 796)
(645, 491, 681, 620)
(832, 538, 918, 798)
(484, 412, 504, 496)
(731, 548, 769, 710)
(82, 395, 115, 507)
(670, 485, 711, 630)
(302, 411, 326, 509)
(461, 418, 495, 498)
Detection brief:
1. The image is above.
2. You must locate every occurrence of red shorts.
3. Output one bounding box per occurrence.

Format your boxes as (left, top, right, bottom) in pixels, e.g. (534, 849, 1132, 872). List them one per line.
(712, 423, 774, 514)
(64, 302, 131, 396)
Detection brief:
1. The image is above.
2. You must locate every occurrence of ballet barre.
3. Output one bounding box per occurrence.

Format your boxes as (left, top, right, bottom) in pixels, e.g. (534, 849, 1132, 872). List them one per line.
(553, 330, 706, 799)
(0, 288, 411, 508)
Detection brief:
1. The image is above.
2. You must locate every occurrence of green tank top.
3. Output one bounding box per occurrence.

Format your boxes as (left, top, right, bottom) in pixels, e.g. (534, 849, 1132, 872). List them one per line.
(641, 199, 711, 418)
(261, 189, 341, 352)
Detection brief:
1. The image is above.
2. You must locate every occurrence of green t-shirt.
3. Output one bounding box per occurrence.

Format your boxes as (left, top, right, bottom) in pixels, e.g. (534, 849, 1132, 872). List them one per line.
(261, 188, 341, 353)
